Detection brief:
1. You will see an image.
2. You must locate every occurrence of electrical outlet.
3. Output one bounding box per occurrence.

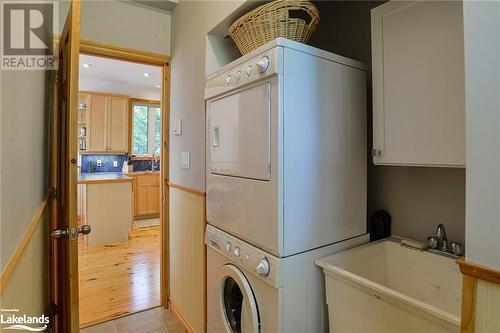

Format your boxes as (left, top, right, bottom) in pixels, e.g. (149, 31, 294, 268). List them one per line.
(113, 161, 118, 167)
(96, 159, 102, 167)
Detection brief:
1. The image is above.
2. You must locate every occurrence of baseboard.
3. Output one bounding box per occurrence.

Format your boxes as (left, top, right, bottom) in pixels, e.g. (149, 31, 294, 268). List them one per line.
(134, 213, 160, 220)
(169, 298, 197, 333)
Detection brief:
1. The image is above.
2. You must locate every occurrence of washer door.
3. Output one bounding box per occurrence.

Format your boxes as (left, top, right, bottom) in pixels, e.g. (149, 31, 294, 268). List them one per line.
(217, 264, 259, 333)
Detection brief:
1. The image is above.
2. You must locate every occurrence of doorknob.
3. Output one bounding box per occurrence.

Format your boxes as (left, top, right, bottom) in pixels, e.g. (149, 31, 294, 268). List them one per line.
(78, 225, 91, 235)
(52, 225, 92, 240)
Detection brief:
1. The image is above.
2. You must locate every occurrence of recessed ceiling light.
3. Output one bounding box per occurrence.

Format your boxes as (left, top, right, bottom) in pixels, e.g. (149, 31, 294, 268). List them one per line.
(144, 73, 151, 77)
(155, 85, 161, 89)
(82, 63, 92, 68)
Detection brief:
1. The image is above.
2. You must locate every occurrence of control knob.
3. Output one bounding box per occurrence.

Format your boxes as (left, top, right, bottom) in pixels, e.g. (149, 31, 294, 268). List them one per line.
(255, 257, 270, 277)
(235, 70, 241, 82)
(256, 56, 270, 73)
(233, 246, 240, 257)
(225, 241, 232, 252)
(225, 75, 231, 85)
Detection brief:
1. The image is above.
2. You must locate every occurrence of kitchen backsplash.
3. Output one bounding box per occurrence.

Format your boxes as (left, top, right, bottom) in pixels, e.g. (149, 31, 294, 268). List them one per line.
(80, 154, 160, 173)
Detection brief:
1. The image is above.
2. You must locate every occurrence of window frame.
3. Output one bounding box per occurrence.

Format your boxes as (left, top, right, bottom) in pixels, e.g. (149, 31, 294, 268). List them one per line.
(129, 98, 161, 159)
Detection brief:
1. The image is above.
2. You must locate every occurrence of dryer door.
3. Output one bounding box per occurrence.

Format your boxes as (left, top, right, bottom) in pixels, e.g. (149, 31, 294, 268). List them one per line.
(216, 264, 260, 333)
(208, 82, 271, 181)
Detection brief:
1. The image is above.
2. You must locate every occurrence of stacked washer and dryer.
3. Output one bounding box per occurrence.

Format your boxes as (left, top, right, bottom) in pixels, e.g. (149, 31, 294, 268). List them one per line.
(205, 38, 368, 333)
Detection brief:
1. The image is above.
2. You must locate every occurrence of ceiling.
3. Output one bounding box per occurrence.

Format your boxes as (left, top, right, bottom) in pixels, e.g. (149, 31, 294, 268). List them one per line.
(131, 0, 178, 12)
(79, 54, 162, 100)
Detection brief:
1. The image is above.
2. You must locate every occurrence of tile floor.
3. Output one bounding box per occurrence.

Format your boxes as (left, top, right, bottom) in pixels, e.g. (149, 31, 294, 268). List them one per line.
(80, 307, 185, 333)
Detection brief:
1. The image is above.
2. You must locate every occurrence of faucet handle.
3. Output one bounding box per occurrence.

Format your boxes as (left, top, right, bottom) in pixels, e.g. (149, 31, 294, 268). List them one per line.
(451, 242, 464, 256)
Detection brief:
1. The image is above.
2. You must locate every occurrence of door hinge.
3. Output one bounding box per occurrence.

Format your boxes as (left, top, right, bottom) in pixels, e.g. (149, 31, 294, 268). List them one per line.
(49, 302, 59, 316)
(48, 188, 59, 198)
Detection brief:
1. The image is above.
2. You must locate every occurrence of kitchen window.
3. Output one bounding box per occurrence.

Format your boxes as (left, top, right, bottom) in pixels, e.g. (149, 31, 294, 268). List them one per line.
(131, 100, 161, 156)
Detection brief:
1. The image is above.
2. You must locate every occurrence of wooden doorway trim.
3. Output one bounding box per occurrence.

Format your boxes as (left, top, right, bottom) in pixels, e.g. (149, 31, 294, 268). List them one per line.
(79, 39, 171, 308)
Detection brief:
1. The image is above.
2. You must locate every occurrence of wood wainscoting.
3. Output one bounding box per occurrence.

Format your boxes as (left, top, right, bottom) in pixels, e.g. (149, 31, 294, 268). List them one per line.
(0, 199, 50, 316)
(457, 258, 500, 333)
(168, 183, 205, 333)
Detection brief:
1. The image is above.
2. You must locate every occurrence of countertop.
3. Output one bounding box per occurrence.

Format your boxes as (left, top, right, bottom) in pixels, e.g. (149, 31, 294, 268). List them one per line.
(78, 172, 133, 184)
(124, 170, 160, 176)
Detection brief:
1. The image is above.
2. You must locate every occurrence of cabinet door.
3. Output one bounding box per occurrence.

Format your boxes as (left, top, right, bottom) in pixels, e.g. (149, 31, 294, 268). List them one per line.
(108, 97, 129, 152)
(372, 1, 465, 167)
(136, 174, 160, 216)
(88, 95, 107, 151)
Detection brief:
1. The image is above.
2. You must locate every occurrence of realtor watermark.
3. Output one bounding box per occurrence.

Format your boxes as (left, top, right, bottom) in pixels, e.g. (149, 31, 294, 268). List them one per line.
(1, 308, 49, 331)
(1, 1, 58, 70)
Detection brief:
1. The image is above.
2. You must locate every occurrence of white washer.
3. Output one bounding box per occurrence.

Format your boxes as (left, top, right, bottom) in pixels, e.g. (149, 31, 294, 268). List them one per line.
(206, 224, 369, 333)
(205, 38, 368, 257)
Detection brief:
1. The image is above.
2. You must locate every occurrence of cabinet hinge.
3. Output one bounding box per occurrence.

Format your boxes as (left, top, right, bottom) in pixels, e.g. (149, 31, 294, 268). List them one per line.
(372, 148, 381, 157)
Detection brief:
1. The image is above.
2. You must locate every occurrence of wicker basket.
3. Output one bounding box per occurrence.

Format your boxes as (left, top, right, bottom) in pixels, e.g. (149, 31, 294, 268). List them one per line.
(229, 0, 320, 55)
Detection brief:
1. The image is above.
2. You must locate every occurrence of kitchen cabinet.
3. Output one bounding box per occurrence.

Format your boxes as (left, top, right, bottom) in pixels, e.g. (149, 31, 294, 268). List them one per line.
(371, 1, 465, 167)
(108, 97, 129, 152)
(85, 92, 129, 153)
(130, 172, 160, 218)
(88, 95, 107, 151)
(77, 174, 133, 246)
(78, 94, 88, 123)
(78, 94, 88, 152)
(77, 184, 86, 225)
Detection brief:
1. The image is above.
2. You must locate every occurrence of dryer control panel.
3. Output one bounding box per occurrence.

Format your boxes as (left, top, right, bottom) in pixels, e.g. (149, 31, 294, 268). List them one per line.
(204, 46, 282, 99)
(205, 224, 282, 288)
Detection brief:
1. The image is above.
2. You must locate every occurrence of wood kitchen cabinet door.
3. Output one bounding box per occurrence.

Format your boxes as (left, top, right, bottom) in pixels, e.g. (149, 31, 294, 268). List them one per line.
(135, 174, 160, 217)
(108, 97, 128, 152)
(88, 95, 107, 151)
(371, 1, 465, 167)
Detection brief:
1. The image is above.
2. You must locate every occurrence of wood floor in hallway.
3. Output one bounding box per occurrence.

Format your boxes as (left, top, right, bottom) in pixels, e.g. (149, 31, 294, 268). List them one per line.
(80, 307, 185, 333)
(78, 225, 161, 328)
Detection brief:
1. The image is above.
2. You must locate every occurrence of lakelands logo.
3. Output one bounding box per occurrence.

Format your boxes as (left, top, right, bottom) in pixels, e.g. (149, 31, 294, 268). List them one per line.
(1, 1, 58, 70)
(1, 308, 49, 331)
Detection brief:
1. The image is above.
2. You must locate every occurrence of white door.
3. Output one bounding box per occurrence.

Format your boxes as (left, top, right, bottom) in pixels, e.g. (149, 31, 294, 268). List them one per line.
(216, 265, 260, 333)
(208, 83, 271, 181)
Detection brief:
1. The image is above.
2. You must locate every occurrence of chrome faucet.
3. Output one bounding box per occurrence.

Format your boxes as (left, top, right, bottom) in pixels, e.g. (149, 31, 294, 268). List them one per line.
(427, 223, 464, 257)
(436, 224, 448, 252)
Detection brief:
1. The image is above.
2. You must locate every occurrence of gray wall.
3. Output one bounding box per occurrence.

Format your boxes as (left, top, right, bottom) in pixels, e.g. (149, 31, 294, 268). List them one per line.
(0, 69, 50, 269)
(59, 0, 171, 55)
(463, 1, 500, 269)
(310, 1, 466, 243)
(169, 1, 243, 191)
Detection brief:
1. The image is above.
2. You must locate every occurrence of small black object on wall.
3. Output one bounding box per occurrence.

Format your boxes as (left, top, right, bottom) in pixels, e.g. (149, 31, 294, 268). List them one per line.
(370, 210, 391, 242)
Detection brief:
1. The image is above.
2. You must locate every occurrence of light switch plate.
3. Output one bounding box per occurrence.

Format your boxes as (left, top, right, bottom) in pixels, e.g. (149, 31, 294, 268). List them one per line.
(113, 161, 118, 167)
(172, 118, 182, 136)
(96, 159, 102, 167)
(180, 152, 190, 169)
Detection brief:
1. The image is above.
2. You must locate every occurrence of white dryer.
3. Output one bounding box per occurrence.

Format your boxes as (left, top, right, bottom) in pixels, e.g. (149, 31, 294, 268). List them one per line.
(205, 38, 368, 257)
(206, 224, 368, 333)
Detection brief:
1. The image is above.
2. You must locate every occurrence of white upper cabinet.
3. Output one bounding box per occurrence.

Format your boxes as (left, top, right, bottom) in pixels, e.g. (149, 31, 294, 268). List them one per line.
(371, 1, 465, 167)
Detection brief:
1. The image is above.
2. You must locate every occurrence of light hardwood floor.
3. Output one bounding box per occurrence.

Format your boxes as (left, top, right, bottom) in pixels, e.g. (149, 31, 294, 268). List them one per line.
(80, 307, 185, 333)
(78, 225, 161, 327)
